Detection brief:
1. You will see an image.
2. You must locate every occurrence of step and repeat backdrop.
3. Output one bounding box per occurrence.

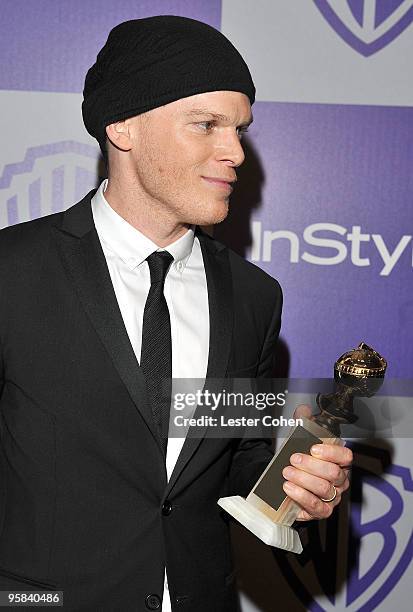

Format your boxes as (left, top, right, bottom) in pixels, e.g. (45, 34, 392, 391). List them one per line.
(1, 1, 412, 610)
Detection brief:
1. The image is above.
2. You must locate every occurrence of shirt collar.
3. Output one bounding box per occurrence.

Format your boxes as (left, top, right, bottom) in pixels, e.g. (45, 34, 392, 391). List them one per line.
(91, 179, 195, 272)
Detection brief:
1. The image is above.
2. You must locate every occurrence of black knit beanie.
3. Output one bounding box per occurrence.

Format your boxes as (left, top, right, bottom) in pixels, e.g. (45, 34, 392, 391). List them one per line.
(82, 15, 255, 154)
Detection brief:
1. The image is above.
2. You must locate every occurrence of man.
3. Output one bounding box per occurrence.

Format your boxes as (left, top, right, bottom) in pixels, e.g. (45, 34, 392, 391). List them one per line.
(0, 16, 351, 611)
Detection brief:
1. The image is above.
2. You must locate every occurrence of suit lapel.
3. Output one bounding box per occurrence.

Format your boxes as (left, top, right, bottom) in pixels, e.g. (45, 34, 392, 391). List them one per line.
(198, 230, 234, 380)
(53, 192, 165, 457)
(165, 229, 233, 496)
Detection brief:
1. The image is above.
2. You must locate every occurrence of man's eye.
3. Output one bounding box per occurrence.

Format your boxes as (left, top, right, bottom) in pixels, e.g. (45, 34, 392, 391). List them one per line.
(198, 121, 215, 132)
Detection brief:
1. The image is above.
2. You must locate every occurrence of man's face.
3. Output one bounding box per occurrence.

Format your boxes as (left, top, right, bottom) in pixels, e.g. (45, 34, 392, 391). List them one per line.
(125, 90, 252, 226)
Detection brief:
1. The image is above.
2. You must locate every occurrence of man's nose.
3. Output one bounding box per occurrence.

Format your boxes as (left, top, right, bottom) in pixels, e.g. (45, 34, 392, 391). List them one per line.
(215, 130, 245, 167)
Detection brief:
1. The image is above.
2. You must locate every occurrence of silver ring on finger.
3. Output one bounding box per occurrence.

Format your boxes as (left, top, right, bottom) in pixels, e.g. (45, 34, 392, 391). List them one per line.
(320, 484, 337, 503)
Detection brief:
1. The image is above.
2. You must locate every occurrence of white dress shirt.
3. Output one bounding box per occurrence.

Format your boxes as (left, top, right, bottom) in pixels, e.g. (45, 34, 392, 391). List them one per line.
(91, 180, 209, 611)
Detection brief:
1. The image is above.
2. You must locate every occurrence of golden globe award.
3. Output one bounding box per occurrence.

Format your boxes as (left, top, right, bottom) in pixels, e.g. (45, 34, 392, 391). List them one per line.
(218, 343, 387, 553)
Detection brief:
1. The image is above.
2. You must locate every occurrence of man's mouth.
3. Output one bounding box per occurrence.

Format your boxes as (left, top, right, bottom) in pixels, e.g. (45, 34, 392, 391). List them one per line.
(201, 177, 235, 192)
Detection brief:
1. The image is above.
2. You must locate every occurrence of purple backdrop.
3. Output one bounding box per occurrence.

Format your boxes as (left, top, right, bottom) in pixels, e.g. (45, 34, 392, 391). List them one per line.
(242, 102, 412, 378)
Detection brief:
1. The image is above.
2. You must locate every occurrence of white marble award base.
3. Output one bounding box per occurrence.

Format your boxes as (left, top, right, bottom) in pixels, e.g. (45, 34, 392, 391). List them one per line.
(217, 495, 303, 554)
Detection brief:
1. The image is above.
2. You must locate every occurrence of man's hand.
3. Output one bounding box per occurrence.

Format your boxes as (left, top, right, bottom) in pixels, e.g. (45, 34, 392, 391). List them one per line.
(282, 404, 353, 521)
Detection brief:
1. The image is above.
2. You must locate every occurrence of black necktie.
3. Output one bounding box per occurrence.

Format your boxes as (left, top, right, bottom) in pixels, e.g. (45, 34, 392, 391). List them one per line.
(140, 251, 174, 455)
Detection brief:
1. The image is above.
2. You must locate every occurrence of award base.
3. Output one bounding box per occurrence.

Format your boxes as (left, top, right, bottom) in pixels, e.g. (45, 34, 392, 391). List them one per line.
(217, 495, 303, 553)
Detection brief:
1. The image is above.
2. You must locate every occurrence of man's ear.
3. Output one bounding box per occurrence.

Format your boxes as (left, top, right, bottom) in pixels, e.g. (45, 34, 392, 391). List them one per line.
(105, 120, 132, 152)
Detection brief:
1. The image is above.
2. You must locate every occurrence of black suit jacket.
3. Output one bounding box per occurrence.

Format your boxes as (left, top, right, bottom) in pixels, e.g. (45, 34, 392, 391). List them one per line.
(0, 191, 282, 611)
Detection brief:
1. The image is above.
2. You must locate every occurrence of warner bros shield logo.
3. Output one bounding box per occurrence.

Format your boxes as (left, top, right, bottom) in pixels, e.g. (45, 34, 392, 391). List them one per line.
(274, 443, 413, 611)
(0, 141, 103, 228)
(314, 0, 413, 56)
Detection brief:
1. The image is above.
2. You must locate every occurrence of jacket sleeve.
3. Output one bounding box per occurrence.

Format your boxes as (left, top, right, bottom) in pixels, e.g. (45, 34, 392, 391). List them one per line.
(0, 346, 3, 396)
(227, 283, 283, 497)
(256, 280, 283, 378)
(0, 306, 3, 398)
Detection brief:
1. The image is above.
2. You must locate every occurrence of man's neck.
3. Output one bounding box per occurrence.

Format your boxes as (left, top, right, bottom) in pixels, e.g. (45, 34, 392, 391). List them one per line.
(103, 178, 190, 247)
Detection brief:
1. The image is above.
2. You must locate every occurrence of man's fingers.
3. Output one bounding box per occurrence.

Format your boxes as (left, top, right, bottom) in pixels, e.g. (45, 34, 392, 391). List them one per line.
(283, 481, 338, 519)
(292, 403, 313, 419)
(283, 466, 342, 499)
(310, 443, 353, 467)
(282, 420, 353, 522)
(287, 452, 348, 487)
(295, 509, 316, 521)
